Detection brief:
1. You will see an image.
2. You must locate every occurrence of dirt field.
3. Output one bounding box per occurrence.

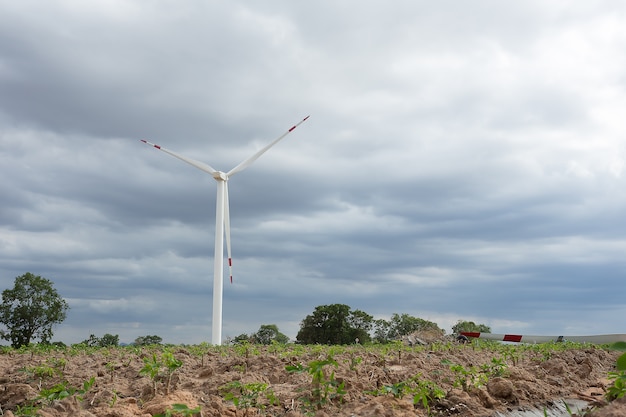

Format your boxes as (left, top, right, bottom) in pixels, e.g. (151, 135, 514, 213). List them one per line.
(0, 341, 623, 417)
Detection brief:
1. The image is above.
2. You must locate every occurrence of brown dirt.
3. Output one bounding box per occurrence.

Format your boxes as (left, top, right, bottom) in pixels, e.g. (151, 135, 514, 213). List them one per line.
(0, 342, 623, 417)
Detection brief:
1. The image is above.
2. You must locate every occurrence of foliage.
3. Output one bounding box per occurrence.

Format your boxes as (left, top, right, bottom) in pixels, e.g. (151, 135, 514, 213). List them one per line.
(373, 313, 442, 343)
(296, 304, 373, 344)
(480, 356, 508, 377)
(368, 374, 445, 415)
(16, 377, 96, 416)
(140, 353, 161, 394)
(134, 334, 163, 345)
(37, 376, 95, 404)
(22, 357, 67, 380)
(286, 355, 346, 412)
(0, 273, 70, 348)
(154, 403, 201, 417)
(1, 339, 618, 416)
(606, 352, 626, 401)
(140, 349, 183, 395)
(609, 341, 626, 351)
(14, 403, 41, 416)
(252, 324, 289, 344)
(412, 379, 446, 415)
(231, 333, 252, 344)
(220, 380, 279, 411)
(81, 333, 119, 347)
(441, 359, 488, 391)
(451, 320, 492, 335)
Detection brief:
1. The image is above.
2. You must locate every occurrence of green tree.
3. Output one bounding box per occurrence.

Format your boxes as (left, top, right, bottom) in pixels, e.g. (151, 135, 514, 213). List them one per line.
(452, 320, 491, 334)
(296, 304, 373, 345)
(0, 273, 70, 348)
(373, 318, 391, 343)
(81, 333, 119, 347)
(347, 309, 373, 343)
(373, 313, 441, 343)
(134, 335, 163, 346)
(99, 333, 119, 347)
(253, 324, 289, 344)
(231, 333, 252, 345)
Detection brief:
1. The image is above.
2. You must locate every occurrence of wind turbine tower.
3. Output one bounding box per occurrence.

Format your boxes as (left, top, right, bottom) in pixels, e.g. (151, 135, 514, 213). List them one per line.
(141, 116, 309, 344)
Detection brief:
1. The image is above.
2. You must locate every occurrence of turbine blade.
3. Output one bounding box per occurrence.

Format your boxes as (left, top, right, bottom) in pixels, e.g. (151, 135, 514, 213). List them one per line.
(140, 140, 218, 175)
(227, 115, 310, 177)
(224, 182, 233, 284)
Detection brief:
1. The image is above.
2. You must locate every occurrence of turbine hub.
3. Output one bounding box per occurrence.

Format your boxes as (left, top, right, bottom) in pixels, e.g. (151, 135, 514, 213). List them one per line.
(212, 171, 228, 181)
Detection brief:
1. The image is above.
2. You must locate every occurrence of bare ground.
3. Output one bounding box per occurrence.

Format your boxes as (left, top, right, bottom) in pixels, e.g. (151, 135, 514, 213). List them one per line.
(0, 341, 623, 417)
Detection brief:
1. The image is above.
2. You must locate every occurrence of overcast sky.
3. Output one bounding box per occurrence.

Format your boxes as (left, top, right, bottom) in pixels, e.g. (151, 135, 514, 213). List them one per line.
(1, 1, 625, 345)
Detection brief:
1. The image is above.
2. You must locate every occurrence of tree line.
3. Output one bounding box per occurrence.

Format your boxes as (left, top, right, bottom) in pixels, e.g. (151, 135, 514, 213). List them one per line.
(0, 273, 491, 348)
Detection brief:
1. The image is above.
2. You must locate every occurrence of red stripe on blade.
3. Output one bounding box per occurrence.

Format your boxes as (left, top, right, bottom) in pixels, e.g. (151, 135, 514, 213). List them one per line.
(503, 334, 523, 342)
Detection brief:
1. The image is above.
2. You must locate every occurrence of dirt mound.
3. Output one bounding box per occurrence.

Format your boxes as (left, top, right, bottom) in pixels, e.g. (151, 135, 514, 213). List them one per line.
(401, 328, 448, 345)
(0, 343, 621, 416)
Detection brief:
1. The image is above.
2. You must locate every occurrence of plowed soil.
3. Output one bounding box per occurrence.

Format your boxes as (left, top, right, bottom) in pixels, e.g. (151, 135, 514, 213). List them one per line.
(0, 342, 623, 417)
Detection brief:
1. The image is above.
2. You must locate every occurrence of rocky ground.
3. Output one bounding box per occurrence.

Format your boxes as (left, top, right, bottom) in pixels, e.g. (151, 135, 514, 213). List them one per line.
(0, 340, 623, 417)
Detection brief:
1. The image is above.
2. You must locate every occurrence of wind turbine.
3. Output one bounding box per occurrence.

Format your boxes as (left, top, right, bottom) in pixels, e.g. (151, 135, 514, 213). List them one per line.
(141, 115, 309, 345)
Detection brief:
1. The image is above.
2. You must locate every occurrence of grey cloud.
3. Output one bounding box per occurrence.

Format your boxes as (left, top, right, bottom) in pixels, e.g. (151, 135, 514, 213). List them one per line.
(1, 1, 625, 344)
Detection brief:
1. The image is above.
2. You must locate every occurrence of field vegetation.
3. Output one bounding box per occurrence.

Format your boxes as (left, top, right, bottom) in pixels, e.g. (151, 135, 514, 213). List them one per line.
(1, 339, 624, 417)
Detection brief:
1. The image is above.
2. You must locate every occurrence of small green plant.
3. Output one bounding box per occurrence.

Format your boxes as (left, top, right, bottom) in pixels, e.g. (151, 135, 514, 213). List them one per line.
(25, 363, 56, 379)
(220, 380, 279, 412)
(22, 356, 68, 381)
(371, 380, 409, 398)
(502, 347, 521, 366)
(37, 376, 95, 405)
(154, 403, 201, 417)
(346, 353, 362, 371)
(109, 389, 118, 408)
(412, 379, 446, 415)
(367, 374, 445, 415)
(481, 356, 508, 377)
(162, 350, 183, 394)
(188, 342, 211, 366)
(105, 361, 117, 382)
(286, 355, 346, 412)
(140, 353, 161, 394)
(49, 357, 67, 374)
(231, 364, 246, 373)
(14, 403, 41, 416)
(139, 350, 183, 395)
(441, 359, 487, 391)
(606, 353, 626, 401)
(233, 340, 259, 358)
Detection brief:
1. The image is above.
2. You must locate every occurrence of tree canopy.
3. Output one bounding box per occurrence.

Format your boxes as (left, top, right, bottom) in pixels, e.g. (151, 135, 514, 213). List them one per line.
(134, 335, 163, 346)
(373, 313, 442, 343)
(81, 333, 119, 347)
(452, 320, 491, 334)
(0, 273, 70, 348)
(253, 324, 289, 344)
(296, 304, 373, 345)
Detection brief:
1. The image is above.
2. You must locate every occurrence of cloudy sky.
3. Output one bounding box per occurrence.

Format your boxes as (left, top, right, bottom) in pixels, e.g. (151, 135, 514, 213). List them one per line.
(1, 1, 625, 345)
